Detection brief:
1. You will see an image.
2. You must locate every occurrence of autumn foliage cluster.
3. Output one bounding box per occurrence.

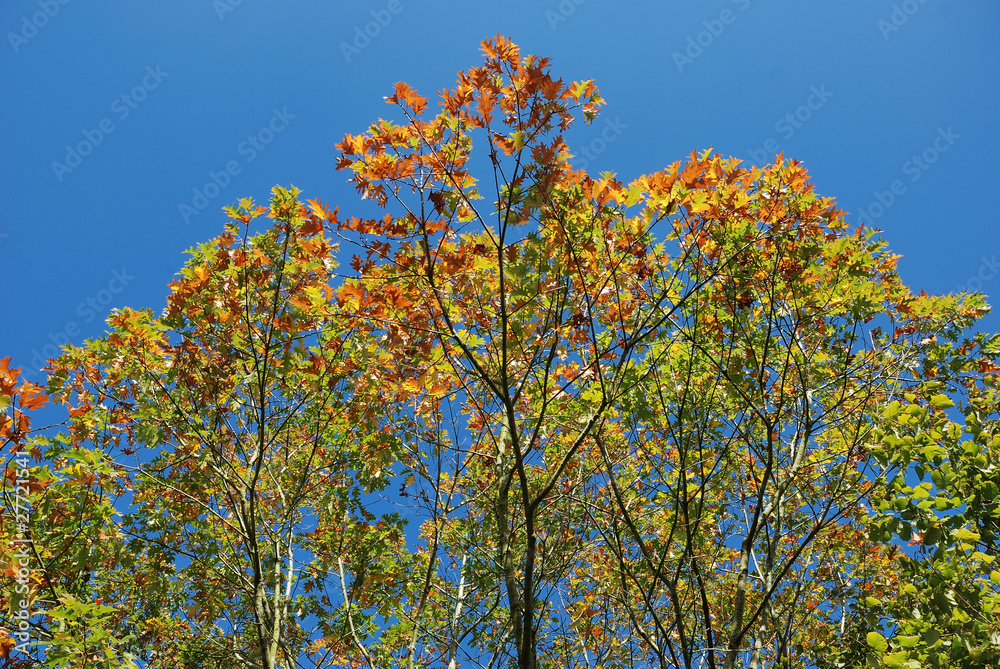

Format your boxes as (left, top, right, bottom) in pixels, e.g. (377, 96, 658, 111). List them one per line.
(2, 36, 999, 669)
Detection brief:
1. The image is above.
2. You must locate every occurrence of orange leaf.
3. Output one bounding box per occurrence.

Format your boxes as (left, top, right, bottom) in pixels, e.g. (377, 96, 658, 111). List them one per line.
(0, 357, 19, 395)
(18, 382, 48, 411)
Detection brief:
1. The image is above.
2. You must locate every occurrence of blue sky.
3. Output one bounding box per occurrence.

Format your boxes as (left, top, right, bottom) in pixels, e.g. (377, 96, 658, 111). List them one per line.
(2, 0, 998, 381)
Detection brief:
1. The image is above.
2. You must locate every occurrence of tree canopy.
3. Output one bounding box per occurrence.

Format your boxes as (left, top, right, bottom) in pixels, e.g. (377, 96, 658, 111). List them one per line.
(2, 35, 999, 669)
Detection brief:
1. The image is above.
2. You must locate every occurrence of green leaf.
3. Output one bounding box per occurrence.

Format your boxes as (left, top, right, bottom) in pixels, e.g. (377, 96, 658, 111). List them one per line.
(867, 631, 889, 652)
(929, 393, 954, 409)
(954, 527, 981, 544)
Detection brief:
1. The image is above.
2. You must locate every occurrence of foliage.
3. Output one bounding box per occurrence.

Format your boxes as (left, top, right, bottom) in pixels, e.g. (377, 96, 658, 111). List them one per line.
(865, 333, 1000, 668)
(1, 35, 997, 669)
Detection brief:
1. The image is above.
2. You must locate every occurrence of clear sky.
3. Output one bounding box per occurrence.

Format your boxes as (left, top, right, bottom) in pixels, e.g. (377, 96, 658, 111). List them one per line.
(2, 0, 998, 381)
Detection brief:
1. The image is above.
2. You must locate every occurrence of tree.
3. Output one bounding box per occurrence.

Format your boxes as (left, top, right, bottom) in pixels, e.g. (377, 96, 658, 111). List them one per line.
(2, 35, 998, 669)
(2, 191, 418, 669)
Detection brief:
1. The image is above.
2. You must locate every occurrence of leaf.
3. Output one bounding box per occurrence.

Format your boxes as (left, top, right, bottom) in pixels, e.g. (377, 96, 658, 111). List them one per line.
(867, 631, 889, 653)
(929, 393, 954, 410)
